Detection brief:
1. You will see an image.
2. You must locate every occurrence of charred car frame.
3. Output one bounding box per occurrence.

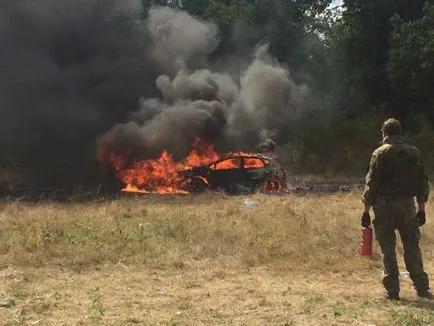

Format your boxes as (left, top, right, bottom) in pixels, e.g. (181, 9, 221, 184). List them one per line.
(181, 153, 288, 194)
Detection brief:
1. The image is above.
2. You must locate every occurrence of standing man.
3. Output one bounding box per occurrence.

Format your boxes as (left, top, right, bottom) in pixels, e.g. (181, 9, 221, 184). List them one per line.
(362, 118, 432, 300)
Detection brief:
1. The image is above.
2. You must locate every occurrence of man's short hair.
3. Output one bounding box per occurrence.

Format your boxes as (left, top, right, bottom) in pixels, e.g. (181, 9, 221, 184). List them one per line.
(382, 118, 402, 136)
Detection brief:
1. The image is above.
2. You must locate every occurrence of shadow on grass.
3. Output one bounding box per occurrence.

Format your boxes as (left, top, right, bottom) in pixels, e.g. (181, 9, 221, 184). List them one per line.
(395, 297, 434, 310)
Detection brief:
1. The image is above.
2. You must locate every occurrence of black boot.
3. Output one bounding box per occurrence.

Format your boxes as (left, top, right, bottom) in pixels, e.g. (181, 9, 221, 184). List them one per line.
(413, 273, 433, 299)
(417, 290, 434, 300)
(384, 292, 400, 300)
(383, 275, 400, 300)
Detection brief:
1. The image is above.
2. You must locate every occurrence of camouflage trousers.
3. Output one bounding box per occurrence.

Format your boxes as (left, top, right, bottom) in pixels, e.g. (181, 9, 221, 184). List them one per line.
(373, 197, 430, 295)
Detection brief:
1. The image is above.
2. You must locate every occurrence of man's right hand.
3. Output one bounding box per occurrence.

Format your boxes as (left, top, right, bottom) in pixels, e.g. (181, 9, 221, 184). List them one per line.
(361, 212, 371, 227)
(417, 211, 426, 226)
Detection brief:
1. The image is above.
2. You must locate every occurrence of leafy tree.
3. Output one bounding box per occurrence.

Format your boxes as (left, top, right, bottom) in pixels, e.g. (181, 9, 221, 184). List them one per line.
(336, 0, 426, 117)
(250, 1, 332, 67)
(142, 0, 174, 11)
(388, 2, 434, 119)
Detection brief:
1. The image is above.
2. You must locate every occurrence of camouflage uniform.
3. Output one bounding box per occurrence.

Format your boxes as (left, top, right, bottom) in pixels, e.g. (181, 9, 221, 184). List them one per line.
(362, 134, 430, 296)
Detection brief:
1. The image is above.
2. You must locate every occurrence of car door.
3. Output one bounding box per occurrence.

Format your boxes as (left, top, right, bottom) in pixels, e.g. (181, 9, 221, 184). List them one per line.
(243, 157, 270, 183)
(207, 157, 243, 190)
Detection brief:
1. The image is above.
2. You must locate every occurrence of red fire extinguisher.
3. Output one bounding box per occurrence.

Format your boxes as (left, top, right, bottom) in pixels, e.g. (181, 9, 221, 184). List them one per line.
(359, 227, 373, 256)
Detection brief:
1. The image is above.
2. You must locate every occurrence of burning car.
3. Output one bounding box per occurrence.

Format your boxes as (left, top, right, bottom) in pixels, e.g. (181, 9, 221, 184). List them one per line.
(181, 153, 288, 194)
(105, 138, 288, 195)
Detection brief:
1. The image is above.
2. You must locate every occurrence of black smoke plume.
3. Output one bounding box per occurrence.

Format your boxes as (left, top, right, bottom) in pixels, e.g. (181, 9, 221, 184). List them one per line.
(97, 7, 303, 168)
(0, 2, 302, 186)
(0, 0, 156, 185)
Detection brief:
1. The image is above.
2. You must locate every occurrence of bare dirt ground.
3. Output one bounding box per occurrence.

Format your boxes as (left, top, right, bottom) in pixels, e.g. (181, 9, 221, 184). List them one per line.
(1, 192, 434, 325)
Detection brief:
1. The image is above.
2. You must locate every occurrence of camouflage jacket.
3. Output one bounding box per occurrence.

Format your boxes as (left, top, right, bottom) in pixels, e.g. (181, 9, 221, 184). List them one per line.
(362, 135, 430, 205)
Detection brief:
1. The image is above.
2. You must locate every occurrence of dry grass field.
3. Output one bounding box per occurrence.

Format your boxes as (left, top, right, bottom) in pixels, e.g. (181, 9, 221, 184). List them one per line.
(1, 191, 434, 325)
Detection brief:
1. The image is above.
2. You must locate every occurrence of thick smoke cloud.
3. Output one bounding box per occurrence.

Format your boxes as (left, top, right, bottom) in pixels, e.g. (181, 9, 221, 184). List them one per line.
(0, 0, 156, 185)
(0, 1, 302, 186)
(98, 8, 302, 166)
(146, 6, 220, 74)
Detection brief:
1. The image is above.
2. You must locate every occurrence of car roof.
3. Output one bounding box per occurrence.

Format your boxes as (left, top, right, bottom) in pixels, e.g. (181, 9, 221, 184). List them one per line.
(211, 153, 272, 164)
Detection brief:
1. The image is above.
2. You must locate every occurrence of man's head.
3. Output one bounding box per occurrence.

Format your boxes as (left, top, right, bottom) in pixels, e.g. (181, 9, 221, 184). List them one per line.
(381, 118, 402, 137)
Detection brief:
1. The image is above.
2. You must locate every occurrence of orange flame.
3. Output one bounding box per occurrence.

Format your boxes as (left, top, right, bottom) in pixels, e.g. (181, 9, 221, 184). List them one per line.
(108, 138, 222, 194)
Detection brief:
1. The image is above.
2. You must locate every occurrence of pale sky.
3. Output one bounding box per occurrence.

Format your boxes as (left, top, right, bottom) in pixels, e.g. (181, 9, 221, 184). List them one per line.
(331, 0, 343, 7)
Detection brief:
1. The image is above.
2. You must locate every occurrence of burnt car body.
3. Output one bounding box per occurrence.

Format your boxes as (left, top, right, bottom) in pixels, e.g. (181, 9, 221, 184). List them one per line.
(181, 153, 288, 194)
